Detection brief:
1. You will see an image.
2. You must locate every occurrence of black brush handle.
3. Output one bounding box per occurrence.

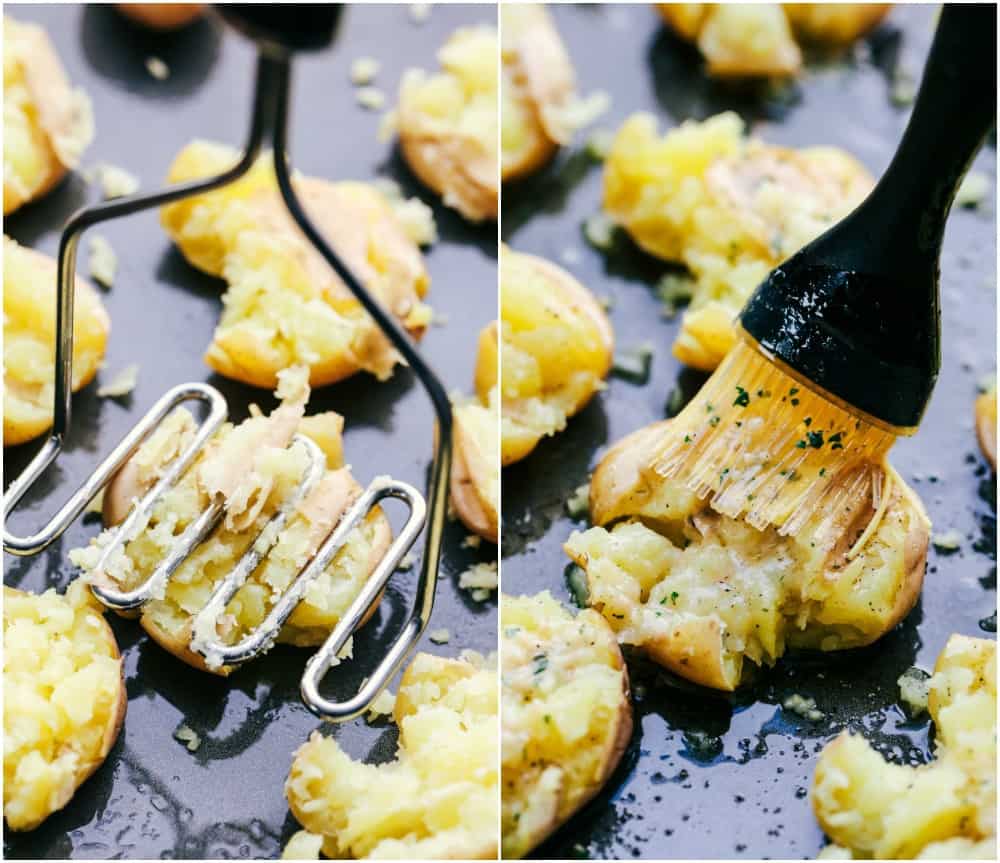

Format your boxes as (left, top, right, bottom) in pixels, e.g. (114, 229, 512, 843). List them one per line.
(217, 4, 341, 53)
(741, 4, 996, 431)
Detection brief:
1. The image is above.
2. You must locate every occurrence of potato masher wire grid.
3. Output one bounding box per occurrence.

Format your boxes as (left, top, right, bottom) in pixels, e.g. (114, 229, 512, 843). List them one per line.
(3, 22, 453, 722)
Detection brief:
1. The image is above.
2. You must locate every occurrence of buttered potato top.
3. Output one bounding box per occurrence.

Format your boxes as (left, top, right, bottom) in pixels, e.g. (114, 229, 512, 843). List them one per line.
(397, 25, 498, 222)
(603, 112, 871, 370)
(499, 246, 613, 466)
(658, 4, 890, 78)
(4, 582, 125, 832)
(3, 237, 110, 447)
(813, 635, 996, 859)
(4, 16, 93, 215)
(501, 592, 632, 858)
(69, 367, 391, 675)
(564, 420, 930, 691)
(286, 650, 499, 859)
(160, 140, 431, 389)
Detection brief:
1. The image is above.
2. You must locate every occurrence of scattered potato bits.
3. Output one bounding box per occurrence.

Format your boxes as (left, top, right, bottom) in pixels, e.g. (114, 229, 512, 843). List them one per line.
(286, 651, 499, 858)
(603, 112, 871, 370)
(565, 420, 930, 691)
(813, 635, 996, 858)
(69, 368, 392, 674)
(160, 141, 431, 389)
(499, 245, 613, 465)
(657, 4, 890, 78)
(3, 15, 93, 215)
(3, 237, 111, 446)
(501, 592, 631, 858)
(4, 582, 125, 831)
(397, 25, 498, 221)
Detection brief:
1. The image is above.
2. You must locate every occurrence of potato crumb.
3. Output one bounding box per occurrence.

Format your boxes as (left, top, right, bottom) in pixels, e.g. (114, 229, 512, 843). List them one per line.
(656, 272, 695, 319)
(281, 830, 323, 860)
(350, 57, 380, 86)
(145, 56, 170, 80)
(337, 636, 354, 661)
(387, 195, 438, 247)
(470, 588, 490, 602)
(90, 162, 140, 199)
(583, 213, 617, 250)
(97, 364, 139, 399)
(365, 688, 396, 722)
(956, 171, 990, 209)
(458, 561, 498, 595)
(377, 109, 399, 143)
(612, 343, 654, 384)
(173, 723, 201, 752)
(783, 693, 824, 721)
(397, 552, 416, 572)
(932, 530, 963, 552)
(585, 128, 615, 161)
(565, 482, 590, 519)
(897, 667, 930, 716)
(356, 86, 386, 111)
(409, 2, 431, 24)
(84, 489, 105, 516)
(461, 534, 481, 550)
(429, 628, 451, 644)
(88, 234, 117, 288)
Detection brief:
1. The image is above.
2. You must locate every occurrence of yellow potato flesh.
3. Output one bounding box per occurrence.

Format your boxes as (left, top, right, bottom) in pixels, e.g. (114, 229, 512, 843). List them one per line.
(4, 582, 123, 831)
(286, 651, 499, 859)
(499, 246, 611, 465)
(3, 236, 110, 446)
(813, 636, 996, 859)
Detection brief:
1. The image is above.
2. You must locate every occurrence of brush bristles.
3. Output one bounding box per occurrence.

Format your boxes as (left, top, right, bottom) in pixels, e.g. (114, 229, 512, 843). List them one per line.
(653, 340, 896, 541)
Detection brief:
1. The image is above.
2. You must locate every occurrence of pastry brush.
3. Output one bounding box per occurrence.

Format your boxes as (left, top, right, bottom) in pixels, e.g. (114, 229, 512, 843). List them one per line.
(652, 3, 996, 540)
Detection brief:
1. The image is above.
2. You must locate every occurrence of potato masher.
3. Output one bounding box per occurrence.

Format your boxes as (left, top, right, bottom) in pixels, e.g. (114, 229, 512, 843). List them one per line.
(2, 5, 453, 722)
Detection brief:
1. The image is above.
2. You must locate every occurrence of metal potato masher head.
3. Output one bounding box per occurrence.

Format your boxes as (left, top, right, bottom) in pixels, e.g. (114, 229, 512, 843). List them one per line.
(2, 5, 453, 722)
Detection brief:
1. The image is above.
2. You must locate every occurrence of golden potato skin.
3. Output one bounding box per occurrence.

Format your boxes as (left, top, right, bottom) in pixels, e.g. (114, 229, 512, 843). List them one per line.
(452, 393, 500, 545)
(70, 371, 391, 675)
(603, 112, 871, 370)
(565, 419, 930, 691)
(500, 4, 576, 182)
(397, 26, 498, 222)
(658, 4, 889, 78)
(4, 582, 126, 832)
(115, 4, 205, 30)
(286, 651, 499, 859)
(4, 16, 93, 215)
(500, 246, 613, 466)
(161, 140, 431, 389)
(813, 635, 996, 859)
(501, 592, 632, 858)
(976, 384, 996, 470)
(3, 237, 111, 447)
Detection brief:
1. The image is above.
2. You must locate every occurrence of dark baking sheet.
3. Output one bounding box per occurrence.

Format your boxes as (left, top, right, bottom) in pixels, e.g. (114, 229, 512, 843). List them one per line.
(501, 4, 996, 859)
(3, 4, 497, 859)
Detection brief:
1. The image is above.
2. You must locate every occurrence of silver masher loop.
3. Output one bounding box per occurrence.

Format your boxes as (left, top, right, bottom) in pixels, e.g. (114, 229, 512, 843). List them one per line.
(4, 383, 227, 556)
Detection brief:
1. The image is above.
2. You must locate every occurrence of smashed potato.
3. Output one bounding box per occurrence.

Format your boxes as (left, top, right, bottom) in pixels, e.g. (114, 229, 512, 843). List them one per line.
(604, 112, 871, 370)
(501, 4, 576, 182)
(564, 419, 930, 691)
(4, 237, 110, 447)
(813, 635, 996, 859)
(286, 650, 499, 859)
(452, 342, 500, 544)
(658, 4, 889, 78)
(397, 25, 498, 221)
(69, 367, 391, 675)
(161, 140, 431, 389)
(4, 582, 126, 831)
(4, 16, 93, 215)
(501, 592, 632, 858)
(499, 246, 613, 466)
(976, 381, 996, 470)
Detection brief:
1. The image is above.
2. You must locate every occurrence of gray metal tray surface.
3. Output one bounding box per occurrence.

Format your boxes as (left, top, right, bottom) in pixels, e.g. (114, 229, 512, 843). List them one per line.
(501, 4, 996, 859)
(3, 4, 497, 859)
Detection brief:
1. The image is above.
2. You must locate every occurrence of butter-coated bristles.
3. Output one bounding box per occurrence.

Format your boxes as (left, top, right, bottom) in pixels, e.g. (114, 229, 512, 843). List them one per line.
(652, 340, 896, 542)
